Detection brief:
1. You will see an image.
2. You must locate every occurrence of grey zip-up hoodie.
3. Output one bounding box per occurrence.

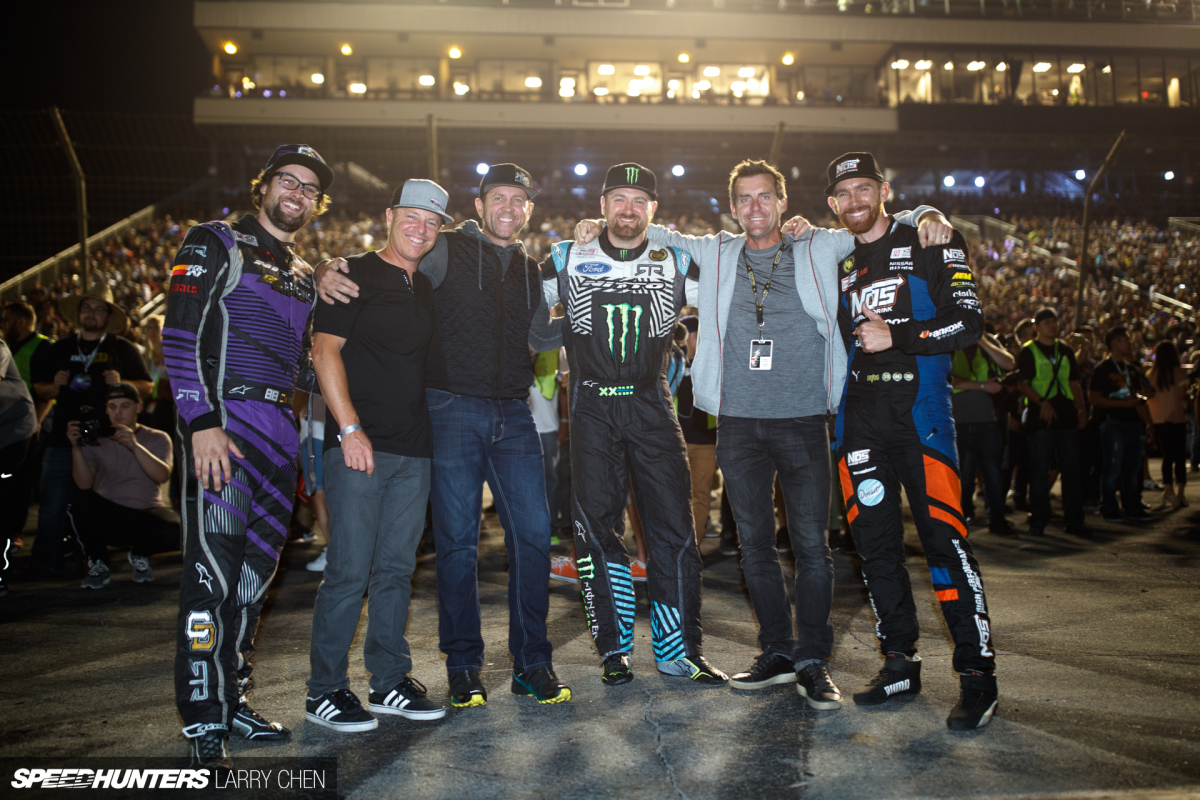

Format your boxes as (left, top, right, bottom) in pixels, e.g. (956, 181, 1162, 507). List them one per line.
(646, 207, 931, 416)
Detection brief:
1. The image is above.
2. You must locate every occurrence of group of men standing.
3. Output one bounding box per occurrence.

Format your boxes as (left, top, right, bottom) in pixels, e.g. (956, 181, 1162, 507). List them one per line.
(164, 143, 1001, 767)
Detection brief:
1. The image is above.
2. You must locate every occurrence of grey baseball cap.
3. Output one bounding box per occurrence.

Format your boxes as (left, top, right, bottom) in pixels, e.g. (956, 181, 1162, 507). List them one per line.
(390, 179, 453, 223)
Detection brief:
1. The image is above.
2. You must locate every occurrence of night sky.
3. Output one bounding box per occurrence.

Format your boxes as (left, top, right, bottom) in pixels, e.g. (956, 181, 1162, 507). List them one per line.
(12, 1, 211, 116)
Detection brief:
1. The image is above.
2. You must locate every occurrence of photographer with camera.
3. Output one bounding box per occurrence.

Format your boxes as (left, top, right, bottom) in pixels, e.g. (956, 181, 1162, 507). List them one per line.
(66, 383, 178, 589)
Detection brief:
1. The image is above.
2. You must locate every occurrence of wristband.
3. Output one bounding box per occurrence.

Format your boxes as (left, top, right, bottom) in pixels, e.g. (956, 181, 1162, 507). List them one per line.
(337, 424, 363, 442)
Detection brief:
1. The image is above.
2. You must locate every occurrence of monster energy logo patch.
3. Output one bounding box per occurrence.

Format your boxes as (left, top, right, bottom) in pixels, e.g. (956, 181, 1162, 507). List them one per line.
(602, 302, 642, 362)
(577, 554, 596, 580)
(626, 166, 639, 183)
(599, 386, 635, 397)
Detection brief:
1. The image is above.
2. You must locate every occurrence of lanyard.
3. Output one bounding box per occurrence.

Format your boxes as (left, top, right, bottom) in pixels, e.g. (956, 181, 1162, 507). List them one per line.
(76, 333, 106, 372)
(1114, 359, 1131, 389)
(741, 242, 785, 336)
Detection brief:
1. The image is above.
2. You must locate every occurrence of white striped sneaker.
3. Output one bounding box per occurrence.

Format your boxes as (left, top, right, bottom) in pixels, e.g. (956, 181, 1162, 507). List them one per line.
(305, 689, 378, 732)
(368, 677, 446, 720)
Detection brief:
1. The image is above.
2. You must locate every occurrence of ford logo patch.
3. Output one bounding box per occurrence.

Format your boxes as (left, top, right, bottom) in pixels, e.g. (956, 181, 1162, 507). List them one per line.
(575, 262, 611, 275)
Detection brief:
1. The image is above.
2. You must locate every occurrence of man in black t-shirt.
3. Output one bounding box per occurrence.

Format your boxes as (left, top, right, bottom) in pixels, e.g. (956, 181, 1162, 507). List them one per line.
(1088, 326, 1156, 523)
(305, 180, 452, 733)
(30, 285, 151, 575)
(1015, 308, 1089, 537)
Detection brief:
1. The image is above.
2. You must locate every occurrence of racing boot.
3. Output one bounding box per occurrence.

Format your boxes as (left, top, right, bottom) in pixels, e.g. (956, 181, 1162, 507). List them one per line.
(853, 653, 921, 705)
(188, 731, 232, 769)
(232, 676, 290, 740)
(601, 652, 634, 686)
(946, 671, 998, 731)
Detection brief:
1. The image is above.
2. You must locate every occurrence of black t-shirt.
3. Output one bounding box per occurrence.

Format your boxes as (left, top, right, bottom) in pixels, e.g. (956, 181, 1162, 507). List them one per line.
(676, 363, 717, 446)
(313, 251, 438, 458)
(1088, 357, 1152, 424)
(31, 333, 151, 447)
(1016, 339, 1080, 431)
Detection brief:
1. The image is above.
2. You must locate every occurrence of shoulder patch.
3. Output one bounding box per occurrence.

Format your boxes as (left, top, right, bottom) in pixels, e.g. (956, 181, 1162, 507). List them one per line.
(551, 240, 572, 274)
(670, 247, 691, 276)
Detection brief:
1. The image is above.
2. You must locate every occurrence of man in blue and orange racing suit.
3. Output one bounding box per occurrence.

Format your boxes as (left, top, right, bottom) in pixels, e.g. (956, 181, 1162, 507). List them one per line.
(165, 144, 333, 766)
(826, 152, 998, 731)
(541, 164, 727, 686)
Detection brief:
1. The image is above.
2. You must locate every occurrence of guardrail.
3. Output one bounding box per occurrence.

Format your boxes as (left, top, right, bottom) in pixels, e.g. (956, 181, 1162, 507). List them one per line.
(1168, 217, 1200, 235)
(0, 205, 157, 304)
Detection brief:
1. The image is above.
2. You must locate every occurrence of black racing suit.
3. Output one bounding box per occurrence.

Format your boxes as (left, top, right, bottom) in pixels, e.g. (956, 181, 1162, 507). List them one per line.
(165, 215, 315, 737)
(542, 234, 703, 664)
(833, 221, 995, 674)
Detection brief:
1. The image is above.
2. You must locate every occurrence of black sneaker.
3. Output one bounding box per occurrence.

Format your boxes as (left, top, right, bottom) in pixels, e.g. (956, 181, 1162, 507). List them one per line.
(656, 654, 729, 684)
(988, 520, 1018, 538)
(232, 702, 291, 740)
(718, 534, 739, 557)
(730, 652, 797, 690)
(946, 672, 998, 731)
(601, 652, 634, 686)
(188, 731, 232, 768)
(305, 688, 378, 732)
(796, 662, 843, 710)
(1126, 511, 1154, 523)
(511, 667, 572, 704)
(369, 677, 446, 720)
(448, 670, 487, 708)
(853, 654, 922, 705)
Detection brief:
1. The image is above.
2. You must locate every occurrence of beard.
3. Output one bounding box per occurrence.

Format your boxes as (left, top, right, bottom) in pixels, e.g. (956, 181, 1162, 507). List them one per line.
(837, 203, 882, 236)
(607, 214, 649, 241)
(265, 195, 312, 234)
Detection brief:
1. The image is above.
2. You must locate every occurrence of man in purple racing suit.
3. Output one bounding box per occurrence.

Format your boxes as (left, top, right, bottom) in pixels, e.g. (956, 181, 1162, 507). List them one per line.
(165, 144, 333, 766)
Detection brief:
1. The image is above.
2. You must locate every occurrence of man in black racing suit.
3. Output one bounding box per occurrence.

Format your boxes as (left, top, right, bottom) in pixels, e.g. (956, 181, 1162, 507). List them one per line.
(826, 152, 998, 731)
(166, 145, 331, 765)
(542, 164, 727, 686)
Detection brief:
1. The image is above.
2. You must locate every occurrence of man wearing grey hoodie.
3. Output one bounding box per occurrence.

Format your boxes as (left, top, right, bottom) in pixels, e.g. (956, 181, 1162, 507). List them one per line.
(316, 164, 569, 709)
(576, 158, 948, 710)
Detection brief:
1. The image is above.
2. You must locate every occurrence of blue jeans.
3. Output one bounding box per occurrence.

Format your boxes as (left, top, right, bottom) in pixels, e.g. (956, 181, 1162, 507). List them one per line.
(716, 415, 833, 665)
(1100, 418, 1145, 517)
(33, 446, 75, 571)
(538, 430, 559, 531)
(1028, 427, 1084, 529)
(955, 421, 1006, 525)
(308, 451, 430, 695)
(426, 389, 553, 673)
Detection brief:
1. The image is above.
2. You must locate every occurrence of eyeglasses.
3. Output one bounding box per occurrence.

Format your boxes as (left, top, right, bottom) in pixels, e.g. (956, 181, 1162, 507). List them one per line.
(79, 303, 109, 315)
(275, 171, 322, 200)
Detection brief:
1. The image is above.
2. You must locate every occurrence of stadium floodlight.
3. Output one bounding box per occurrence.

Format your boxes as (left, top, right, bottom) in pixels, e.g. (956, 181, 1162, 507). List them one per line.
(672, 165, 685, 177)
(349, 83, 366, 94)
(598, 64, 615, 75)
(1165, 171, 1175, 180)
(668, 79, 681, 89)
(449, 47, 462, 59)
(1102, 64, 1112, 74)
(974, 176, 985, 188)
(995, 62, 1007, 72)
(559, 86, 574, 98)
(943, 176, 956, 187)
(692, 89, 701, 99)
(311, 73, 325, 84)
(915, 60, 932, 70)
(944, 61, 954, 70)
(454, 82, 470, 95)
(782, 53, 795, 66)
(594, 87, 609, 96)
(890, 60, 909, 70)
(1067, 63, 1085, 73)
(575, 164, 588, 176)
(634, 65, 651, 76)
(628, 80, 642, 96)
(263, 90, 272, 98)
(703, 66, 720, 77)
(526, 76, 542, 89)
(419, 75, 436, 86)
(695, 80, 711, 90)
(341, 44, 353, 56)
(731, 81, 747, 94)
(738, 67, 755, 78)
(678, 53, 690, 63)
(967, 61, 985, 71)
(1075, 169, 1086, 180)
(796, 90, 805, 100)
(224, 42, 237, 55)
(561, 77, 576, 87)
(477, 163, 489, 175)
(1033, 62, 1052, 72)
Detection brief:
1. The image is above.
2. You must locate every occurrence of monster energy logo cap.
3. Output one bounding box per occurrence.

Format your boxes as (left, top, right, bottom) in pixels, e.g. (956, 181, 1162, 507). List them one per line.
(602, 162, 657, 200)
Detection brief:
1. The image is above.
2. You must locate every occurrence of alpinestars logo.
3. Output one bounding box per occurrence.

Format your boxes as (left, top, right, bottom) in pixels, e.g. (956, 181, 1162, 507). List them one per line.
(625, 166, 639, 183)
(603, 303, 643, 362)
(850, 277, 906, 316)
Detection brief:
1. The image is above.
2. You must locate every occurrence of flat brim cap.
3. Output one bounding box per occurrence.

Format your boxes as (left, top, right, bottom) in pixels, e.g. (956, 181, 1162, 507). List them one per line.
(391, 178, 453, 223)
(1033, 308, 1058, 323)
(265, 144, 335, 192)
(602, 162, 657, 201)
(479, 163, 539, 199)
(825, 152, 885, 195)
(106, 382, 141, 403)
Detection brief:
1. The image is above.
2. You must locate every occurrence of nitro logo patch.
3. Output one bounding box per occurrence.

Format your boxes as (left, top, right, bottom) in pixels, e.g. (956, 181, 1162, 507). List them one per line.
(835, 158, 860, 177)
(849, 276, 906, 316)
(857, 478, 885, 506)
(890, 247, 911, 259)
(575, 262, 611, 275)
(943, 248, 965, 261)
(846, 449, 870, 466)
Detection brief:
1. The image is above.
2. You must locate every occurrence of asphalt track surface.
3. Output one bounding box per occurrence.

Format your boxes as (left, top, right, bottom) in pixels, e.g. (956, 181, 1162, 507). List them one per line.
(2, 478, 1199, 800)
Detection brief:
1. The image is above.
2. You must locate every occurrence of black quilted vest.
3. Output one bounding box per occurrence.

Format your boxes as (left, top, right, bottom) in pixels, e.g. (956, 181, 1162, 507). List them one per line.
(426, 230, 540, 399)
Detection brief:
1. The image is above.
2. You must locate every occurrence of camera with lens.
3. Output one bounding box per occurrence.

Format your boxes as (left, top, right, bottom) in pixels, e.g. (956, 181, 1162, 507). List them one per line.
(76, 406, 113, 447)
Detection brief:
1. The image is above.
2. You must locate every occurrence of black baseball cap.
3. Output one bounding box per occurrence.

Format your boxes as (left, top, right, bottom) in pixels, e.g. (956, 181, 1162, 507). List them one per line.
(1034, 308, 1059, 323)
(264, 144, 335, 192)
(602, 163, 657, 201)
(479, 163, 538, 199)
(825, 152, 885, 196)
(106, 383, 141, 403)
